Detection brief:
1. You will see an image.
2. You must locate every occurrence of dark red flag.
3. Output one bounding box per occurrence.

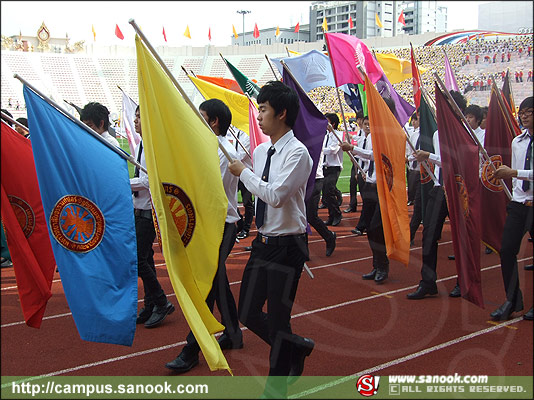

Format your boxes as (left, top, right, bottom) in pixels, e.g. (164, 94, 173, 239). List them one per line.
(0, 122, 56, 328)
(115, 24, 124, 40)
(480, 86, 514, 253)
(410, 45, 422, 109)
(435, 83, 484, 309)
(253, 23, 260, 39)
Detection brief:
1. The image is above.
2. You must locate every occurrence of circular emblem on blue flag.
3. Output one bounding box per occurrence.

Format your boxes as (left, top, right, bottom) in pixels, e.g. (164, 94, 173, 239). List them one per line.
(381, 153, 394, 192)
(162, 183, 195, 247)
(455, 175, 470, 218)
(49, 195, 105, 253)
(8, 195, 35, 238)
(481, 155, 504, 193)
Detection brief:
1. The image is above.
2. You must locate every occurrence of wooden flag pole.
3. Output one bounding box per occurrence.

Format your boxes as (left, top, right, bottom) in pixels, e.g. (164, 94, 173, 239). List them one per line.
(264, 54, 279, 81)
(14, 74, 146, 173)
(285, 46, 291, 57)
(180, 66, 251, 159)
(491, 80, 519, 141)
(433, 72, 512, 200)
(130, 19, 233, 162)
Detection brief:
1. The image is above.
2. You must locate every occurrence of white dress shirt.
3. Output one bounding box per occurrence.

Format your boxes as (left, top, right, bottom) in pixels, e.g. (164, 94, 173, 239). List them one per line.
(130, 140, 151, 210)
(323, 130, 344, 168)
(230, 128, 252, 169)
(218, 135, 240, 224)
(349, 133, 376, 183)
(427, 130, 443, 187)
(102, 130, 120, 147)
(406, 127, 421, 171)
(511, 130, 533, 204)
(240, 130, 313, 236)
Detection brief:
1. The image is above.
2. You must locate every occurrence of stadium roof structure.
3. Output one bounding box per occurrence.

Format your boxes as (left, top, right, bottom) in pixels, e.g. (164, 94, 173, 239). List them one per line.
(424, 30, 531, 46)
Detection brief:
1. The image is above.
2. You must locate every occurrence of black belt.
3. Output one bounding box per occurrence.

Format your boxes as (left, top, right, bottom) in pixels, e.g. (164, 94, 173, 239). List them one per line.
(323, 165, 341, 170)
(134, 209, 152, 219)
(257, 233, 306, 245)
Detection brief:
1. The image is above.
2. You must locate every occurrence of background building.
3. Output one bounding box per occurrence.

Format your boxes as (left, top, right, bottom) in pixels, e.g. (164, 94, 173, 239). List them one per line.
(230, 25, 310, 46)
(402, 1, 447, 35)
(478, 1, 533, 34)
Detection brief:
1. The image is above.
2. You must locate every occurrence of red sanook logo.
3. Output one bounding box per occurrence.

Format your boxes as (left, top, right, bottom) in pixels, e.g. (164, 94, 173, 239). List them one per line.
(356, 375, 380, 397)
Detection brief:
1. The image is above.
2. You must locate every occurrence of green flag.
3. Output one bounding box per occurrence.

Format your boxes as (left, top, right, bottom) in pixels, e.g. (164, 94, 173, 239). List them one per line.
(357, 83, 367, 117)
(418, 93, 438, 222)
(223, 57, 261, 98)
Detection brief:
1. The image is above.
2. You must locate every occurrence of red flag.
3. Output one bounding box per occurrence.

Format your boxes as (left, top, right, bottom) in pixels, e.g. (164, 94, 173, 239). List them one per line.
(480, 86, 514, 253)
(115, 24, 124, 40)
(253, 23, 260, 39)
(349, 16, 354, 29)
(0, 122, 56, 328)
(435, 83, 484, 308)
(398, 10, 406, 26)
(208, 27, 212, 41)
(294, 22, 300, 33)
(410, 45, 422, 109)
(162, 26, 167, 42)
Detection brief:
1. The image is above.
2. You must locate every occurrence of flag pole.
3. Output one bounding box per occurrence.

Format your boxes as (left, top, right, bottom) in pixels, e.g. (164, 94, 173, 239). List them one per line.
(433, 72, 512, 200)
(130, 19, 233, 163)
(1, 111, 28, 132)
(491, 80, 518, 140)
(182, 66, 252, 159)
(13, 74, 146, 174)
(285, 46, 291, 57)
(280, 60, 366, 177)
(264, 54, 279, 81)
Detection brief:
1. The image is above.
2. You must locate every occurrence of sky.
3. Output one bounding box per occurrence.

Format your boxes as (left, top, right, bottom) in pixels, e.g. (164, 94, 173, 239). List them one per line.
(1, 1, 487, 48)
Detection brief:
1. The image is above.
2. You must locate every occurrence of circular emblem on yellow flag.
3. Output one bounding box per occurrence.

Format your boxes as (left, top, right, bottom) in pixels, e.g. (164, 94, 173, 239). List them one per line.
(162, 182, 195, 247)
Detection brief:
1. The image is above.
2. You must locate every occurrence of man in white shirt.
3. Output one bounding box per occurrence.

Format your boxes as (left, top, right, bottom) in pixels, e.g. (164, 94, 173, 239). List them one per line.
(229, 81, 313, 397)
(166, 99, 243, 373)
(130, 106, 175, 328)
(405, 112, 422, 245)
(322, 113, 344, 226)
(232, 129, 254, 240)
(80, 102, 120, 148)
(345, 111, 364, 214)
(490, 96, 533, 321)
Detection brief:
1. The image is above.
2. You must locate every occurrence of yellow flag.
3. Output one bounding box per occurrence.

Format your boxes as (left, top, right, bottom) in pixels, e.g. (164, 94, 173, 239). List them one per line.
(375, 13, 383, 28)
(135, 35, 230, 374)
(184, 25, 191, 39)
(375, 53, 427, 84)
(189, 75, 250, 134)
(232, 24, 238, 39)
(91, 24, 96, 41)
(288, 49, 301, 56)
(322, 17, 328, 32)
(275, 26, 280, 37)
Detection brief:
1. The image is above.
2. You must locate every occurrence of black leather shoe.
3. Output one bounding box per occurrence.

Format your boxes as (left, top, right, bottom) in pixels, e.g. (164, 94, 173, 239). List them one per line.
(524, 307, 534, 321)
(288, 337, 314, 384)
(374, 269, 388, 283)
(524, 264, 533, 271)
(331, 215, 342, 226)
(449, 284, 461, 298)
(448, 255, 455, 260)
(351, 228, 364, 236)
(217, 333, 243, 350)
(362, 268, 377, 280)
(165, 351, 199, 373)
(324, 218, 333, 226)
(144, 301, 175, 328)
(343, 207, 356, 213)
(236, 230, 249, 239)
(490, 301, 514, 321)
(136, 306, 154, 324)
(326, 232, 336, 257)
(407, 285, 438, 300)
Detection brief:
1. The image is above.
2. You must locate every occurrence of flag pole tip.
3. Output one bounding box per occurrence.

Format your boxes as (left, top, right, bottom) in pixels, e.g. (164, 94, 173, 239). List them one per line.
(128, 18, 135, 24)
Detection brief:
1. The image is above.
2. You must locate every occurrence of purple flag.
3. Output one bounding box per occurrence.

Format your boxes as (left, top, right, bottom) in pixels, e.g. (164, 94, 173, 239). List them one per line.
(282, 67, 328, 202)
(375, 72, 415, 126)
(444, 51, 459, 92)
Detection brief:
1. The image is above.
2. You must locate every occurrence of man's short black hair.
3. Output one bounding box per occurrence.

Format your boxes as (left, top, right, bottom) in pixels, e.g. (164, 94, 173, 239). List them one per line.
(325, 113, 340, 129)
(199, 98, 232, 136)
(363, 115, 369, 122)
(519, 96, 533, 111)
(449, 90, 467, 113)
(257, 81, 300, 128)
(411, 111, 418, 121)
(464, 104, 483, 125)
(356, 110, 364, 119)
(16, 117, 28, 127)
(80, 102, 110, 131)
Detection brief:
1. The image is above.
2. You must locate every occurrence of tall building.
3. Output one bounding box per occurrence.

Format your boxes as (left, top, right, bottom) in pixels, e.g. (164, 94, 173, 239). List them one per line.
(402, 1, 447, 35)
(230, 25, 310, 46)
(478, 1, 533, 34)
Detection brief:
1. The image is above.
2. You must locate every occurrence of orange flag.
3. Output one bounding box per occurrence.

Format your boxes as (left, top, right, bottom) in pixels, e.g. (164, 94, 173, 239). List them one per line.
(365, 74, 410, 266)
(196, 75, 243, 94)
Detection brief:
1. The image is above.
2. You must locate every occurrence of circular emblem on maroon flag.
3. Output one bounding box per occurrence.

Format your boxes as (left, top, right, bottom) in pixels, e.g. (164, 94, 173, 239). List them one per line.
(8, 195, 35, 238)
(420, 162, 435, 184)
(481, 155, 504, 192)
(381, 154, 394, 192)
(49, 195, 105, 253)
(455, 175, 470, 218)
(162, 183, 195, 247)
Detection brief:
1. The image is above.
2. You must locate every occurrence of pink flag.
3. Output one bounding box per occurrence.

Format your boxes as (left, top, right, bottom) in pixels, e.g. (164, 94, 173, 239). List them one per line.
(248, 98, 269, 162)
(443, 50, 459, 92)
(324, 32, 383, 86)
(162, 26, 167, 42)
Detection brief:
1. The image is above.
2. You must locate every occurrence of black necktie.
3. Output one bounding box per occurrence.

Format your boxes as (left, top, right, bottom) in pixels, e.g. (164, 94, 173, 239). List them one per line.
(368, 160, 374, 178)
(523, 135, 532, 191)
(255, 146, 275, 230)
(323, 133, 329, 165)
(412, 136, 420, 169)
(235, 131, 239, 151)
(133, 141, 143, 197)
(361, 136, 367, 169)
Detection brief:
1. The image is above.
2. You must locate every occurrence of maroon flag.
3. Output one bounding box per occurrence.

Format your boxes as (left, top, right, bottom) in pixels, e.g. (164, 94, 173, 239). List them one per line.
(0, 122, 56, 328)
(435, 83, 484, 309)
(480, 86, 513, 253)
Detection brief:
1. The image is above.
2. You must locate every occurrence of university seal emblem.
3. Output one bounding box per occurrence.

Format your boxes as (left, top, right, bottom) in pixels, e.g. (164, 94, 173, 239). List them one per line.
(381, 154, 394, 192)
(420, 162, 435, 184)
(162, 183, 195, 247)
(481, 155, 504, 192)
(49, 195, 105, 253)
(455, 175, 470, 218)
(8, 195, 35, 238)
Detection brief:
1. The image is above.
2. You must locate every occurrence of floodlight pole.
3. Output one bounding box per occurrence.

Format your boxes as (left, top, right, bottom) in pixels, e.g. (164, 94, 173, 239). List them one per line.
(237, 10, 251, 46)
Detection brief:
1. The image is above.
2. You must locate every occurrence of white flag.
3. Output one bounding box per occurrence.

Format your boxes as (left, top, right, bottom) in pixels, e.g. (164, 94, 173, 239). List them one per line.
(119, 89, 141, 155)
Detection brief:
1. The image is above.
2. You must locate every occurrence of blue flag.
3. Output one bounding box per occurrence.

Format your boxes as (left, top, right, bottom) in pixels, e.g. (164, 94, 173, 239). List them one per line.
(23, 86, 138, 346)
(282, 68, 328, 202)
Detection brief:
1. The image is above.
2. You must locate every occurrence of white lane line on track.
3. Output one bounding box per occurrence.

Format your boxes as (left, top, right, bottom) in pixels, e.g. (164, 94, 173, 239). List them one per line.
(1, 258, 529, 384)
(289, 317, 524, 399)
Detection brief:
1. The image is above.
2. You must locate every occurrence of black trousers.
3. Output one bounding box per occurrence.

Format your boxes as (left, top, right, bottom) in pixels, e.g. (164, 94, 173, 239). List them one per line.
(323, 166, 342, 220)
(361, 183, 389, 270)
(348, 163, 359, 210)
(238, 234, 308, 376)
(355, 173, 368, 231)
(184, 222, 240, 355)
(499, 201, 533, 306)
(306, 178, 334, 243)
(407, 168, 420, 203)
(409, 171, 422, 242)
(135, 214, 166, 308)
(237, 181, 254, 233)
(420, 186, 449, 289)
